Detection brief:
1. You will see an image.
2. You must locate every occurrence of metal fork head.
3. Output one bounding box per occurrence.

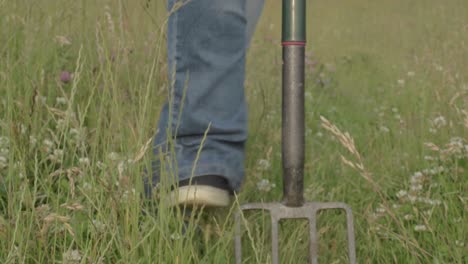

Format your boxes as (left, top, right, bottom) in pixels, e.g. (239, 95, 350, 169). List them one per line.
(235, 202, 356, 264)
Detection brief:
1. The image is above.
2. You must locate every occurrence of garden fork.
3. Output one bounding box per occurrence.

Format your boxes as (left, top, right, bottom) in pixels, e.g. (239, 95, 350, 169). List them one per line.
(234, 1, 356, 263)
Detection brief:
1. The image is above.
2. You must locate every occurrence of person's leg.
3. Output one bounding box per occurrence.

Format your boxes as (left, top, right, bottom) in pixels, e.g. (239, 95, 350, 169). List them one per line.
(145, 0, 264, 203)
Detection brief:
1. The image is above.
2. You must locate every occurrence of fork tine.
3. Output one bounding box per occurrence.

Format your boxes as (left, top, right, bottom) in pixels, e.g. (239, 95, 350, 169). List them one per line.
(271, 216, 280, 264)
(308, 214, 319, 264)
(344, 206, 357, 264)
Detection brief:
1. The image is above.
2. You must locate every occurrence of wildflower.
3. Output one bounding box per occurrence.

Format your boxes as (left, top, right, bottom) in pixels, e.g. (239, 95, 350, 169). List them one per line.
(257, 159, 271, 170)
(35, 95, 47, 104)
(403, 214, 413, 220)
(79, 157, 90, 166)
(396, 190, 407, 198)
(92, 220, 106, 233)
(48, 149, 64, 163)
(63, 249, 82, 264)
(408, 195, 417, 203)
(56, 97, 67, 105)
(170, 232, 181, 240)
(0, 156, 7, 169)
(108, 152, 120, 161)
(391, 107, 398, 113)
(397, 79, 405, 86)
(424, 155, 435, 161)
(431, 115, 447, 128)
(414, 224, 427, 232)
(55, 35, 72, 46)
(407, 71, 415, 77)
(43, 139, 54, 153)
(96, 161, 106, 170)
(60, 71, 73, 84)
(256, 179, 276, 192)
(29, 136, 37, 146)
(455, 240, 465, 247)
(410, 184, 423, 192)
(375, 207, 385, 213)
(379, 126, 390, 133)
(82, 182, 92, 191)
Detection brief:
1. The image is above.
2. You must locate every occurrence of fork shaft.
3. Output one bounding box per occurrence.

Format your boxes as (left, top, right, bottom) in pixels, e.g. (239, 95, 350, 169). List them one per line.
(282, 44, 305, 206)
(282, 0, 306, 207)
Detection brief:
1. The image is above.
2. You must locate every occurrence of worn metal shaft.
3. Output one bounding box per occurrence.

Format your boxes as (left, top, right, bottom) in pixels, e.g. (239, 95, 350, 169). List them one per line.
(282, 0, 306, 207)
(282, 45, 305, 206)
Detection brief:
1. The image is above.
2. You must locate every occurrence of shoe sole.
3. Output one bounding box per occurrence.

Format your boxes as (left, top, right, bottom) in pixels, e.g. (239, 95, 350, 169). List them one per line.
(170, 185, 231, 207)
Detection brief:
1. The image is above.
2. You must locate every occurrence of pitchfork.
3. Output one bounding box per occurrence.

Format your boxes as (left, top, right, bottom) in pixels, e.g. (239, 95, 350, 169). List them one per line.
(234, 1, 357, 263)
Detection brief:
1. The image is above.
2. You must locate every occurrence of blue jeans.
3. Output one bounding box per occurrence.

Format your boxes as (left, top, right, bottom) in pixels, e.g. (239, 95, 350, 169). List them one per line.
(144, 0, 265, 196)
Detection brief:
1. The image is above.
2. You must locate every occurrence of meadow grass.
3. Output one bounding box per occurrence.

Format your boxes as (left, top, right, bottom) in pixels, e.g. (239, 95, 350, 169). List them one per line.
(0, 0, 466, 263)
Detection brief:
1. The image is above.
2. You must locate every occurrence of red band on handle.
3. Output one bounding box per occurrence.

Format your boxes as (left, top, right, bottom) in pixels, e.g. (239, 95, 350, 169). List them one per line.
(282, 41, 306, 46)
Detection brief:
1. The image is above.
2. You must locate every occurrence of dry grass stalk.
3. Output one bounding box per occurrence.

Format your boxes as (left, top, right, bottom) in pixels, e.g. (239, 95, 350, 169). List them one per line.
(319, 116, 430, 258)
(320, 116, 379, 191)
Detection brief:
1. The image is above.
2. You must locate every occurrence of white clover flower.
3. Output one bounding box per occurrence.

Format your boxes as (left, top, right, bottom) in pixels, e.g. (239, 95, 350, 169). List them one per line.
(108, 152, 120, 161)
(429, 128, 437, 134)
(43, 139, 54, 152)
(96, 161, 106, 170)
(257, 159, 271, 171)
(391, 107, 399, 113)
(424, 155, 435, 161)
(48, 149, 64, 163)
(20, 124, 27, 134)
(403, 214, 413, 220)
(431, 115, 447, 128)
(35, 95, 47, 104)
(79, 157, 90, 166)
(56, 97, 67, 105)
(256, 179, 276, 192)
(411, 171, 423, 182)
(170, 232, 181, 240)
(410, 184, 423, 192)
(375, 207, 386, 213)
(407, 71, 415, 77)
(29, 136, 37, 146)
(396, 190, 407, 198)
(56, 119, 67, 130)
(397, 79, 405, 86)
(379, 126, 390, 133)
(455, 240, 465, 247)
(0, 156, 7, 169)
(92, 219, 106, 233)
(434, 64, 443, 71)
(63, 249, 82, 264)
(82, 182, 92, 191)
(414, 225, 427, 232)
(408, 195, 417, 203)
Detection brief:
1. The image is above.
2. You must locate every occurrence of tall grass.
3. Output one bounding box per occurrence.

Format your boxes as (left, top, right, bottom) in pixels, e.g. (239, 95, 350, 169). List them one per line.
(1, 0, 466, 263)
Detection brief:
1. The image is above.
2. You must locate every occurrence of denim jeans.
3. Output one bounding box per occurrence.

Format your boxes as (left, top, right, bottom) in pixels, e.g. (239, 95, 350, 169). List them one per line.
(144, 0, 265, 196)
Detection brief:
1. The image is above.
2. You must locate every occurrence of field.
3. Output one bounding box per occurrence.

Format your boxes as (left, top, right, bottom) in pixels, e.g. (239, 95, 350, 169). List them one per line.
(0, 0, 467, 263)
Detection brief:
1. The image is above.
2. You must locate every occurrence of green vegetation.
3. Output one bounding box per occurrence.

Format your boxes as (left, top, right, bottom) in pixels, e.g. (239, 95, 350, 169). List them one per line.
(0, 0, 466, 263)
